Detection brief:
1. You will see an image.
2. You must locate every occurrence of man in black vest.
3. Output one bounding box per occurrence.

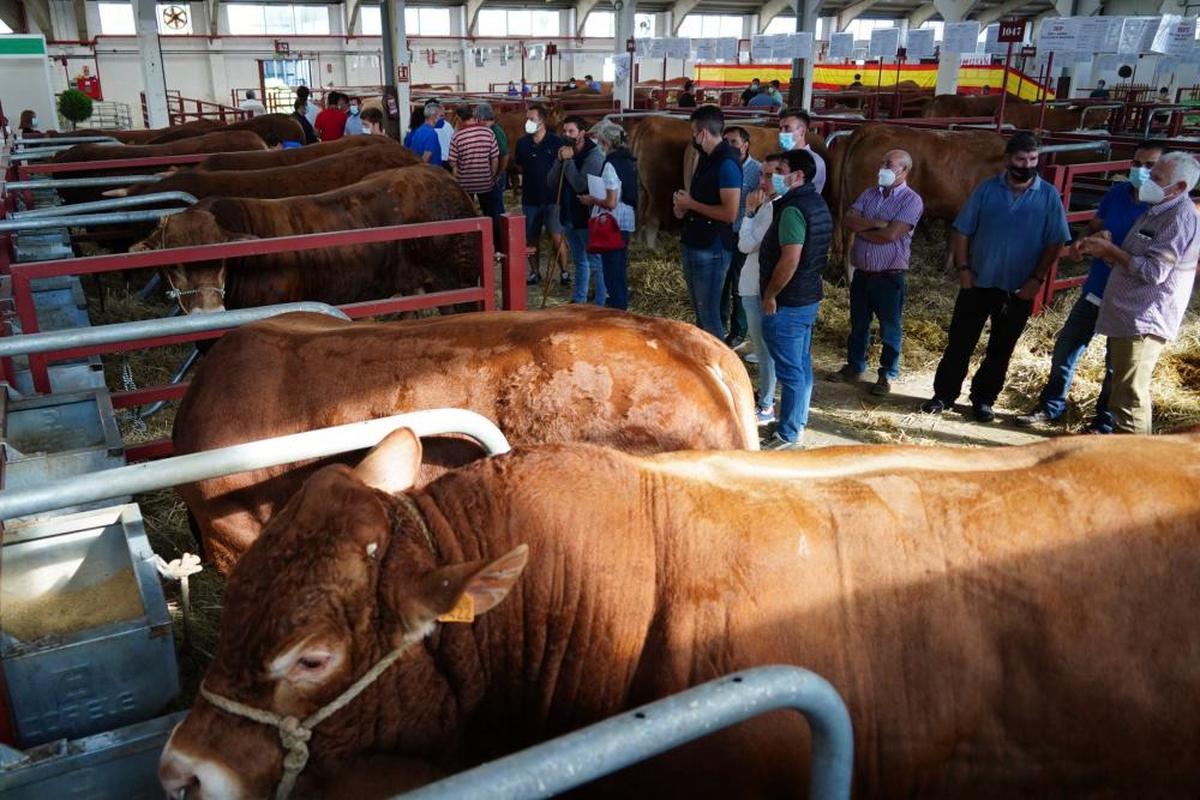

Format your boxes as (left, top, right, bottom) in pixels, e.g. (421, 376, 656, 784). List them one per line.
(673, 105, 742, 339)
(759, 148, 833, 449)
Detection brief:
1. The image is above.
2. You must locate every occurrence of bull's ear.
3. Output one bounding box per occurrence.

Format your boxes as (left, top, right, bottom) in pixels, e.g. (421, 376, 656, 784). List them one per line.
(393, 545, 529, 633)
(355, 428, 422, 494)
(129, 239, 153, 253)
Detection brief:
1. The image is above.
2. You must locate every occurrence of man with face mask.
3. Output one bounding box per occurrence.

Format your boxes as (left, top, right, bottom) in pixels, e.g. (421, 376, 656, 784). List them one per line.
(832, 148, 923, 396)
(721, 126, 762, 348)
(515, 104, 567, 286)
(777, 108, 826, 194)
(921, 132, 1071, 423)
(343, 96, 365, 136)
(757, 148, 831, 449)
(741, 78, 762, 106)
(1015, 141, 1164, 432)
(673, 105, 743, 338)
(1079, 151, 1199, 435)
(549, 115, 606, 305)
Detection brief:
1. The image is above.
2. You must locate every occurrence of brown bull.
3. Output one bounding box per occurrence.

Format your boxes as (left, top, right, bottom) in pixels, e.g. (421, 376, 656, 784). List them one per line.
(109, 142, 418, 199)
(161, 431, 1200, 799)
(193, 135, 390, 172)
(172, 307, 759, 571)
(70, 119, 222, 144)
(222, 113, 308, 145)
(129, 165, 480, 314)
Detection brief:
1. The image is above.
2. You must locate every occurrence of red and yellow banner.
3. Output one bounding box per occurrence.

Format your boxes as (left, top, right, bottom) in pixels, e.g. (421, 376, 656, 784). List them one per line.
(694, 63, 1053, 102)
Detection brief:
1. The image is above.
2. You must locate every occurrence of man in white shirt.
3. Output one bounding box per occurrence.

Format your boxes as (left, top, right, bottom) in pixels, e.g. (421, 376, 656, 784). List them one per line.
(238, 90, 267, 118)
(736, 154, 784, 425)
(778, 107, 826, 194)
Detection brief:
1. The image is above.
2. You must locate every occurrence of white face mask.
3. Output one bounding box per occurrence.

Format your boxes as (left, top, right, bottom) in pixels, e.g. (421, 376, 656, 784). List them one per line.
(1137, 179, 1167, 204)
(31, 117, 38, 128)
(524, 119, 539, 135)
(877, 168, 897, 187)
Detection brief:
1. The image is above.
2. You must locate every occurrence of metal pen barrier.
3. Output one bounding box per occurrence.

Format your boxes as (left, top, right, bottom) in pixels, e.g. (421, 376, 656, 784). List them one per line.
(11, 192, 199, 220)
(0, 408, 511, 521)
(399, 666, 854, 800)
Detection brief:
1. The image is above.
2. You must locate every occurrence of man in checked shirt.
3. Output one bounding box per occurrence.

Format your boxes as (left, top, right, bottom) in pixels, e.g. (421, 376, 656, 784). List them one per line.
(829, 148, 923, 396)
(1078, 151, 1199, 435)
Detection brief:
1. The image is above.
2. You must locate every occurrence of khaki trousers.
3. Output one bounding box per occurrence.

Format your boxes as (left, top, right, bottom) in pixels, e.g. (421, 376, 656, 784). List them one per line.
(1107, 335, 1166, 435)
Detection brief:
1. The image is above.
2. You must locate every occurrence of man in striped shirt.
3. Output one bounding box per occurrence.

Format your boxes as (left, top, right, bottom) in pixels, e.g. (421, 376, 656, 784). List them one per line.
(830, 148, 924, 396)
(448, 105, 500, 210)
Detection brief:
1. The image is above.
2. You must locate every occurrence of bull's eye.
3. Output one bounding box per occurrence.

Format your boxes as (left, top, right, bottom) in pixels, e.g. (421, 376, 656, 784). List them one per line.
(299, 655, 328, 670)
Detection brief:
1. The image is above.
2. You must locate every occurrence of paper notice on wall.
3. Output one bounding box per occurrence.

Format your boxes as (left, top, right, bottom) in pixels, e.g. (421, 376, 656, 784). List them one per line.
(693, 38, 717, 60)
(828, 31, 855, 59)
(716, 37, 739, 61)
(904, 28, 935, 58)
(1164, 17, 1197, 56)
(869, 27, 900, 58)
(635, 38, 654, 57)
(665, 37, 692, 59)
(1118, 16, 1162, 55)
(647, 38, 666, 58)
(982, 25, 1008, 55)
(1037, 17, 1080, 52)
(613, 53, 632, 83)
(1092, 53, 1120, 75)
(1154, 56, 1179, 86)
(1076, 17, 1120, 53)
(787, 32, 815, 59)
(942, 21, 981, 55)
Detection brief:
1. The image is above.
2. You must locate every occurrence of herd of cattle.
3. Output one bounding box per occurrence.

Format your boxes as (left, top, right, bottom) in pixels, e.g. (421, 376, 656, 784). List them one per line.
(35, 108, 1200, 797)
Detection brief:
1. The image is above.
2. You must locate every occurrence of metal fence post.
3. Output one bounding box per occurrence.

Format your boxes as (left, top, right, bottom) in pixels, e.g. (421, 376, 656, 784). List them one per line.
(500, 212, 527, 311)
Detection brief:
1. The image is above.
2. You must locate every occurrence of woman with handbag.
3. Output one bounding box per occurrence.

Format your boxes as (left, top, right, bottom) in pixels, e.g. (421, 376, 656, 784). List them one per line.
(582, 121, 638, 310)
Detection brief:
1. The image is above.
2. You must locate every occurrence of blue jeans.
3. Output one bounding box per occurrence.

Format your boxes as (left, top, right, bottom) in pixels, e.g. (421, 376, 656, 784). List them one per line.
(682, 241, 731, 339)
(762, 302, 820, 442)
(848, 270, 906, 380)
(565, 226, 606, 305)
(601, 232, 630, 310)
(1037, 294, 1114, 430)
(741, 293, 777, 412)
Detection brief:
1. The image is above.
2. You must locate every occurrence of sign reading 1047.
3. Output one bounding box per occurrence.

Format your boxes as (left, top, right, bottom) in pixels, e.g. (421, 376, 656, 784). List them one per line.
(998, 18, 1027, 43)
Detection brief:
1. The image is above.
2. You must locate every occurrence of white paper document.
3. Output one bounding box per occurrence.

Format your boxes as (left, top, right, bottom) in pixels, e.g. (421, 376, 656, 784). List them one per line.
(587, 174, 606, 201)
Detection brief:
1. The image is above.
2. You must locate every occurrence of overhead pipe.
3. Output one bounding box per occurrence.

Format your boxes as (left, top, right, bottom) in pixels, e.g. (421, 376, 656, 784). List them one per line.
(0, 208, 186, 232)
(1039, 141, 1111, 156)
(1, 174, 164, 191)
(12, 191, 199, 219)
(0, 409, 511, 521)
(17, 135, 120, 147)
(400, 666, 854, 800)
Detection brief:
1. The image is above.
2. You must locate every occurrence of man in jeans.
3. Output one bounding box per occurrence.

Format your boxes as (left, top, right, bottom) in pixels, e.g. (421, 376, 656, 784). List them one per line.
(721, 126, 761, 347)
(1080, 151, 1199, 434)
(921, 132, 1071, 422)
(1015, 141, 1163, 432)
(759, 149, 831, 449)
(830, 148, 923, 396)
(673, 105, 741, 339)
(549, 115, 606, 305)
(514, 104, 565, 285)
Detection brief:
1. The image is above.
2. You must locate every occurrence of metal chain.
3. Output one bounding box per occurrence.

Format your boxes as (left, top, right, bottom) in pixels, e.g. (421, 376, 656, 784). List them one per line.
(119, 356, 149, 435)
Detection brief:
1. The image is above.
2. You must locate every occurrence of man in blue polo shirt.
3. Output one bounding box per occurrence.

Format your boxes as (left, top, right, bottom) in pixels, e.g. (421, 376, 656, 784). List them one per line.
(408, 102, 443, 166)
(920, 132, 1071, 423)
(1015, 141, 1163, 433)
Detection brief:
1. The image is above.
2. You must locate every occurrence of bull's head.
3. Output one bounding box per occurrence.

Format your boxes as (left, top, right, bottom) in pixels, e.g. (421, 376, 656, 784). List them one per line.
(130, 210, 256, 314)
(159, 429, 528, 799)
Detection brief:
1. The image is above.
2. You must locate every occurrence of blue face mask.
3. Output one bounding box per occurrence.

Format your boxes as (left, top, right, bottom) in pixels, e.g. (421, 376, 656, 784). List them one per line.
(349, 106, 360, 116)
(778, 131, 795, 150)
(771, 173, 789, 195)
(1128, 166, 1151, 187)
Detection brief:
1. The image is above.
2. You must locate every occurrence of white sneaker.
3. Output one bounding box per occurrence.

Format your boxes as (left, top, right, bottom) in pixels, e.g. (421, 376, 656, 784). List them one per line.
(744, 352, 760, 364)
(734, 339, 754, 355)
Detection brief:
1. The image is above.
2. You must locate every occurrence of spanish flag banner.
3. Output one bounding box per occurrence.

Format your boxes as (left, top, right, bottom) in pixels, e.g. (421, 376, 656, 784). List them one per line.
(693, 63, 1053, 101)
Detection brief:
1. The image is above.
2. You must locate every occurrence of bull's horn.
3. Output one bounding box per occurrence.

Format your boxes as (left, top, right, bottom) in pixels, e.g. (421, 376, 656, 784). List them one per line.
(102, 188, 131, 198)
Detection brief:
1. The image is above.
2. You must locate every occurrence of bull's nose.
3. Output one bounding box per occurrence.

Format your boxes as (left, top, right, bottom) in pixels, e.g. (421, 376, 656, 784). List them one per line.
(159, 752, 200, 799)
(159, 741, 252, 800)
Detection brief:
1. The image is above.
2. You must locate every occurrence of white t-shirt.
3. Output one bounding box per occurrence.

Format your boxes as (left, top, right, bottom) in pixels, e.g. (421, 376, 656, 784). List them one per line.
(737, 199, 775, 296)
(238, 99, 266, 117)
(435, 121, 454, 160)
(805, 145, 827, 194)
(593, 161, 636, 232)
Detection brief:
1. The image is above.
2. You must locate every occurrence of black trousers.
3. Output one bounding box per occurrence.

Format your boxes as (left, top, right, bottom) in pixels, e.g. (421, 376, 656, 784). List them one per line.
(932, 287, 1033, 407)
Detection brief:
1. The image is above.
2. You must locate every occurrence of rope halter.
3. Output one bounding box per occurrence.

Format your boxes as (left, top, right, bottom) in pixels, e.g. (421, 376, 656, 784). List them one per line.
(165, 285, 226, 300)
(199, 634, 423, 800)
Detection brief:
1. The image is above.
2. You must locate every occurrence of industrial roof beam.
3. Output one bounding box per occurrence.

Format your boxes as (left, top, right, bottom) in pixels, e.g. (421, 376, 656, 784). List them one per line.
(346, 0, 362, 36)
(973, 0, 1031, 27)
(208, 0, 220, 35)
(836, 0, 881, 31)
(466, 0, 485, 36)
(757, 0, 792, 33)
(669, 0, 701, 34)
(907, 5, 938, 27)
(20, 0, 52, 35)
(576, 0, 601, 35)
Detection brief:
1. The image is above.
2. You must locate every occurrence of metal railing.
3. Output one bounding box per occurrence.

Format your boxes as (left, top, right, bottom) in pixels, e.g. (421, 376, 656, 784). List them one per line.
(6, 191, 198, 221)
(0, 408, 511, 521)
(399, 666, 854, 800)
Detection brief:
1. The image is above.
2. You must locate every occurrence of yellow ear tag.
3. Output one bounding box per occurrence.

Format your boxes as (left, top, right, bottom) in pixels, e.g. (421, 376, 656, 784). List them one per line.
(437, 593, 475, 623)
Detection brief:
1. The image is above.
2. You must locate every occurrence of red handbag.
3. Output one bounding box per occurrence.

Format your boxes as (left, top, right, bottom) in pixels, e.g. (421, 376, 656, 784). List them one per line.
(586, 211, 624, 254)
